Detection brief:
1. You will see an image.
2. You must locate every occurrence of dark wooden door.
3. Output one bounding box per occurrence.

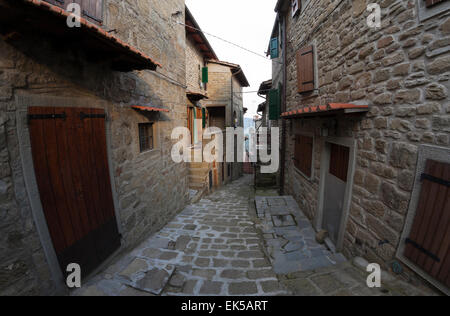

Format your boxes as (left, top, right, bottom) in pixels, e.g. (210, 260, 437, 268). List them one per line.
(29, 107, 120, 280)
(404, 160, 450, 288)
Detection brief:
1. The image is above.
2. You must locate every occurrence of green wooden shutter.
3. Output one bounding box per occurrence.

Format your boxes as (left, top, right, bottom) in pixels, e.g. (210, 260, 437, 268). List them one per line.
(270, 38, 279, 59)
(202, 108, 206, 128)
(202, 67, 208, 83)
(269, 89, 280, 120)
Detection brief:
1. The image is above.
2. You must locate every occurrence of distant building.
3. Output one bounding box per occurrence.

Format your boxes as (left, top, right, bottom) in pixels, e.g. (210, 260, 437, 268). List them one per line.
(204, 59, 250, 183)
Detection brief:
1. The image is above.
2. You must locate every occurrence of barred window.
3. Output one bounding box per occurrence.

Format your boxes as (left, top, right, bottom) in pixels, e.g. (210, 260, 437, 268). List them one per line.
(139, 123, 154, 152)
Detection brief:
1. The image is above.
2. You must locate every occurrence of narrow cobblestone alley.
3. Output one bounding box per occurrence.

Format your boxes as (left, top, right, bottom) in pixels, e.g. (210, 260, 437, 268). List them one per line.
(74, 175, 436, 296)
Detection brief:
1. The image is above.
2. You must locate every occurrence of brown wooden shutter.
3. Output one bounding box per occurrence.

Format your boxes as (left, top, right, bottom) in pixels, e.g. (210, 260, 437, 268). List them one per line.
(425, 0, 445, 8)
(296, 45, 315, 94)
(404, 160, 450, 287)
(329, 143, 349, 182)
(74, 0, 103, 24)
(294, 135, 313, 177)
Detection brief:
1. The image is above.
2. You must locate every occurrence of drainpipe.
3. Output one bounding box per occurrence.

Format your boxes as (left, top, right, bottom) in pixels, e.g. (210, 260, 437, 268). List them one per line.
(230, 73, 234, 181)
(280, 13, 287, 195)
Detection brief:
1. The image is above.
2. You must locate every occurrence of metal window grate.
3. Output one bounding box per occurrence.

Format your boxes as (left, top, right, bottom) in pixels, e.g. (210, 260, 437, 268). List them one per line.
(139, 123, 154, 152)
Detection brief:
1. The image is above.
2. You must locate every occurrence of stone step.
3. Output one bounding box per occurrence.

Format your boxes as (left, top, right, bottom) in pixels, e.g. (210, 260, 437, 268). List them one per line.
(189, 182, 206, 190)
(189, 175, 208, 183)
(189, 167, 210, 177)
(189, 162, 211, 169)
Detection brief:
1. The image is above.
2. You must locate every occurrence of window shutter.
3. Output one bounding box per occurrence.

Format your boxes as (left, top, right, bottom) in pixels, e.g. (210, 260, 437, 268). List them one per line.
(79, 0, 104, 24)
(292, 0, 301, 17)
(202, 67, 209, 83)
(202, 108, 206, 128)
(294, 135, 313, 177)
(268, 89, 280, 120)
(425, 0, 445, 8)
(270, 38, 279, 59)
(296, 45, 315, 94)
(404, 160, 450, 288)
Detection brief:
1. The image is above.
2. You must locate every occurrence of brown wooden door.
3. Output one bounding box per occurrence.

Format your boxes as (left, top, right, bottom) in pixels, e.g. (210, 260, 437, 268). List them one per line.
(404, 160, 450, 288)
(29, 107, 120, 280)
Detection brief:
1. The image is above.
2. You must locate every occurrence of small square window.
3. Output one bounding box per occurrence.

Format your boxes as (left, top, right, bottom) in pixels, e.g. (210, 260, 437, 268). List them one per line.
(138, 123, 154, 152)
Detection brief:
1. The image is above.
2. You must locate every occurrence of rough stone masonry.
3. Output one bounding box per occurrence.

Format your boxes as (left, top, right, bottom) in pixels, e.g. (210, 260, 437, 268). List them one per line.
(0, 0, 189, 296)
(279, 0, 449, 289)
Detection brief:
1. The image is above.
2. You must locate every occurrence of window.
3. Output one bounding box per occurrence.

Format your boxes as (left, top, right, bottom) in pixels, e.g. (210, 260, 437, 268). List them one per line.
(294, 135, 313, 178)
(270, 37, 279, 59)
(329, 143, 350, 182)
(417, 0, 450, 21)
(425, 0, 446, 8)
(138, 123, 154, 152)
(44, 0, 104, 24)
(80, 0, 104, 24)
(296, 45, 315, 94)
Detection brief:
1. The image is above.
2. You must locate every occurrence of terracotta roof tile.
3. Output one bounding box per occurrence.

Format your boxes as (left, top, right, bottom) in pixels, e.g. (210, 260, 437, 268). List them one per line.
(131, 105, 170, 113)
(281, 103, 369, 119)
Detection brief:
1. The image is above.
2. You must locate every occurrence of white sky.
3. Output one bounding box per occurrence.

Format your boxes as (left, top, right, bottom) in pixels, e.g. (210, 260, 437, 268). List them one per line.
(185, 0, 278, 118)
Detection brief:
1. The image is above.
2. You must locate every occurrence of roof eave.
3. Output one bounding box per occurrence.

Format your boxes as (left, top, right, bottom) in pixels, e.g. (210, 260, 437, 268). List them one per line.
(185, 6, 218, 61)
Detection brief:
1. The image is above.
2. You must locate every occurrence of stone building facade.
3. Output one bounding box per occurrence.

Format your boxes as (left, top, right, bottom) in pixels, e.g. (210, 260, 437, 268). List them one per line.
(204, 60, 250, 183)
(272, 0, 450, 293)
(185, 6, 218, 195)
(0, 0, 189, 295)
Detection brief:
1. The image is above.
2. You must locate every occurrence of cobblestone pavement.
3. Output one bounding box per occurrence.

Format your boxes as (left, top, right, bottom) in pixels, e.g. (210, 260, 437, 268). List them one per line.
(74, 175, 287, 296)
(73, 175, 437, 296)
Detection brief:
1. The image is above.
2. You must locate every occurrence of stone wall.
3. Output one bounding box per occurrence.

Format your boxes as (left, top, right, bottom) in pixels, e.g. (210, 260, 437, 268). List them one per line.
(186, 36, 207, 95)
(281, 0, 449, 282)
(206, 63, 232, 113)
(0, 0, 189, 295)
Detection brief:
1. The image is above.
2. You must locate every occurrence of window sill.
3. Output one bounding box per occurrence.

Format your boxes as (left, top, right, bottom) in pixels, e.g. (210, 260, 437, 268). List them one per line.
(298, 89, 319, 99)
(139, 148, 159, 156)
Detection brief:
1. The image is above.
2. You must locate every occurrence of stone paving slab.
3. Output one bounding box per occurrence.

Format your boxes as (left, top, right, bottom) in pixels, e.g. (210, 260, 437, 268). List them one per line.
(255, 196, 346, 274)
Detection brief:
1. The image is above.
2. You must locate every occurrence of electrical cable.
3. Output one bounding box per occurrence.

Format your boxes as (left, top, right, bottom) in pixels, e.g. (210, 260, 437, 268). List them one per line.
(174, 19, 282, 64)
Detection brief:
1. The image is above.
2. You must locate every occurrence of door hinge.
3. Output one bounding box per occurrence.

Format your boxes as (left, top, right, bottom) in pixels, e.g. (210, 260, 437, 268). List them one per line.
(405, 238, 440, 262)
(421, 173, 450, 187)
(82, 10, 103, 24)
(28, 113, 66, 123)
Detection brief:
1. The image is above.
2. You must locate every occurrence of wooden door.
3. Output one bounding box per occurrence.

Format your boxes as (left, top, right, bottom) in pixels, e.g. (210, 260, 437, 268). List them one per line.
(322, 143, 350, 244)
(28, 107, 120, 280)
(404, 160, 450, 287)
